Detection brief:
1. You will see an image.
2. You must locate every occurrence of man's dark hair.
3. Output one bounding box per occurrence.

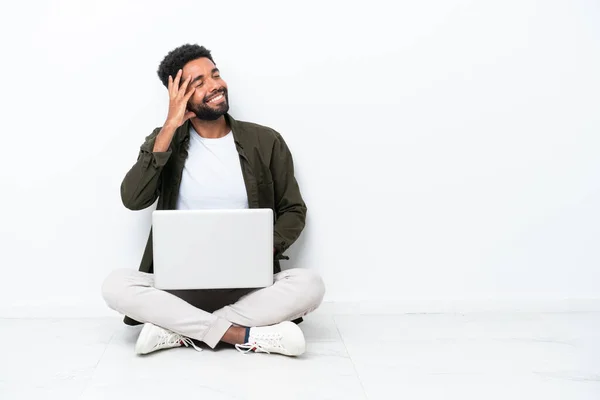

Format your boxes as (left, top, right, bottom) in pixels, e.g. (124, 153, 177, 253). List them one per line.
(157, 44, 215, 87)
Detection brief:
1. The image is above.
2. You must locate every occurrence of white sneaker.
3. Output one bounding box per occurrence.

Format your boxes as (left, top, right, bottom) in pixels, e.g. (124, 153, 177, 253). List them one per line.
(135, 323, 202, 355)
(235, 321, 306, 356)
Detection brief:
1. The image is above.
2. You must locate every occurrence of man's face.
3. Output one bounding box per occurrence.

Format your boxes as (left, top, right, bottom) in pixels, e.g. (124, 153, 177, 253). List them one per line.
(182, 57, 229, 121)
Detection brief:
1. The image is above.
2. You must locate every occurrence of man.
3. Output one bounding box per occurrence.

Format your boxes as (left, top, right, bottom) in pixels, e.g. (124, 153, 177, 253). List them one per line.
(101, 44, 325, 357)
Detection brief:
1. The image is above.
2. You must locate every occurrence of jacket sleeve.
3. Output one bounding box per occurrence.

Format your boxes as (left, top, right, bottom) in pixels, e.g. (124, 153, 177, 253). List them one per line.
(270, 133, 307, 256)
(120, 128, 172, 210)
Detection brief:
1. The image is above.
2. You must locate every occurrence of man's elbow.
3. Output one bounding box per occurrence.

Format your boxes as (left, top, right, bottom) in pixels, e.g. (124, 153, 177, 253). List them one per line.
(279, 203, 307, 225)
(120, 184, 151, 211)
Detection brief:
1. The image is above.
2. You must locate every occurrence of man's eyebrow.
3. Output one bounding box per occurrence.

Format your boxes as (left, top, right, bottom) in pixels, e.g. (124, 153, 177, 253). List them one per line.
(189, 69, 220, 84)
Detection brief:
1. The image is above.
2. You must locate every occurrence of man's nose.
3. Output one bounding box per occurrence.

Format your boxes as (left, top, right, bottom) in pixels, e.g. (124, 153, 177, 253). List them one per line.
(206, 79, 220, 93)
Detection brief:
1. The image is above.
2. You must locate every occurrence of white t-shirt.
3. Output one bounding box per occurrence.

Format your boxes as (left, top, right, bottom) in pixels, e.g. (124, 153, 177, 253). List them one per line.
(176, 126, 249, 210)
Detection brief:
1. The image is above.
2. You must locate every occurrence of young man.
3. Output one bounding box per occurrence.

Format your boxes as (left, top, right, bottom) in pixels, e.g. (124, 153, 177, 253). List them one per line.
(102, 44, 325, 357)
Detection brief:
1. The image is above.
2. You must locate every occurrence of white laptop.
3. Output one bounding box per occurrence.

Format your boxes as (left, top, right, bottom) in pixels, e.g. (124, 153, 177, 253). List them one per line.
(152, 209, 274, 290)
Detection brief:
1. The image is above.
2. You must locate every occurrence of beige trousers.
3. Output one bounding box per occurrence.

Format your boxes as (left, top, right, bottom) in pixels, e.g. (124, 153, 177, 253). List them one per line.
(101, 268, 325, 348)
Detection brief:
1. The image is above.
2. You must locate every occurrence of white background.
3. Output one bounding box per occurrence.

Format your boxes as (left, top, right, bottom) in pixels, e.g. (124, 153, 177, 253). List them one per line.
(0, 0, 598, 316)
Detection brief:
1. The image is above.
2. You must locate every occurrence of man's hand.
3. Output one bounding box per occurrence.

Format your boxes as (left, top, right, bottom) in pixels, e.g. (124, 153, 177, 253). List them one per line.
(153, 69, 198, 152)
(165, 69, 197, 128)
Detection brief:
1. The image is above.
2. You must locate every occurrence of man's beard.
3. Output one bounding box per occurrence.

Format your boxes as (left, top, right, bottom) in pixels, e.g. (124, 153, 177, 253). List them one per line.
(188, 89, 230, 121)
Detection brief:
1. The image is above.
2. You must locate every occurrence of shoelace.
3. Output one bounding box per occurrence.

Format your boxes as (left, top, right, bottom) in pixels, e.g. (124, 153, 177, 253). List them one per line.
(156, 331, 202, 352)
(235, 332, 284, 354)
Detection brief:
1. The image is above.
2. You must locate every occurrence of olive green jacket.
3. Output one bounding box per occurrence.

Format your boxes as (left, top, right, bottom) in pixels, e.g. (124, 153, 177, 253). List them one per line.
(120, 114, 307, 325)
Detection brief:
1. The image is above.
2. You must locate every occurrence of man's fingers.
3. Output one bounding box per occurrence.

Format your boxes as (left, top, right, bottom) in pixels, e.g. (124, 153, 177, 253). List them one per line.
(184, 110, 195, 121)
(184, 84, 197, 100)
(167, 75, 173, 95)
(178, 74, 192, 96)
(173, 69, 183, 91)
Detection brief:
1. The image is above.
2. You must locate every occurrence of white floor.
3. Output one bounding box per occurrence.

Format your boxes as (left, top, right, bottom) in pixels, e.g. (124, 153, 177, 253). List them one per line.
(1, 311, 600, 399)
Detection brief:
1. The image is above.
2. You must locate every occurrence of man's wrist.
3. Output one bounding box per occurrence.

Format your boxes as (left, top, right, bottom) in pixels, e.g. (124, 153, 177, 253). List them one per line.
(163, 120, 179, 131)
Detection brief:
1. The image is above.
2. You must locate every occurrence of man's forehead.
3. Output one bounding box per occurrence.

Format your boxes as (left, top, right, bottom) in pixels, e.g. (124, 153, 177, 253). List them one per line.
(182, 57, 217, 75)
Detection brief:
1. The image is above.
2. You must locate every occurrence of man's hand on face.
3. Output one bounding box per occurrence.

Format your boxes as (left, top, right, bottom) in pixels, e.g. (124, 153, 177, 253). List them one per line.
(165, 69, 198, 128)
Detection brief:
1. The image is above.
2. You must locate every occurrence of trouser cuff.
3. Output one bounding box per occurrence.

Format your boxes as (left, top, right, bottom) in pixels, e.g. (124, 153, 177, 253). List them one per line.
(202, 317, 232, 348)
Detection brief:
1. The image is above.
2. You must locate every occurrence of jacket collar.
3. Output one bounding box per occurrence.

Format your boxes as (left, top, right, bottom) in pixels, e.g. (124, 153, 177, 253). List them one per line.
(225, 114, 245, 149)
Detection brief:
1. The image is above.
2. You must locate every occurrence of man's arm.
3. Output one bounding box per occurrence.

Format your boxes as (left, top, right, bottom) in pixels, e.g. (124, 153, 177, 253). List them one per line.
(270, 133, 307, 257)
(121, 70, 198, 210)
(120, 127, 174, 210)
